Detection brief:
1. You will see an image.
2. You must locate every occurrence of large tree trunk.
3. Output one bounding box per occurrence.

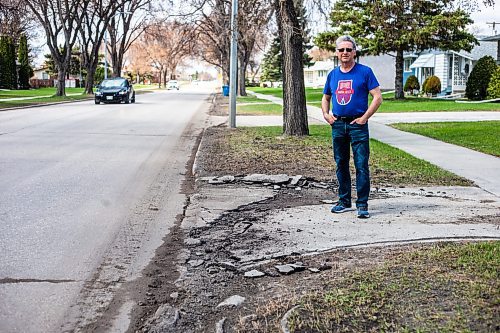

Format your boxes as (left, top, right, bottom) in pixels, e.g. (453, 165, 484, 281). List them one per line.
(238, 60, 247, 96)
(56, 68, 66, 97)
(163, 70, 168, 88)
(275, 0, 309, 136)
(84, 63, 97, 95)
(395, 49, 405, 100)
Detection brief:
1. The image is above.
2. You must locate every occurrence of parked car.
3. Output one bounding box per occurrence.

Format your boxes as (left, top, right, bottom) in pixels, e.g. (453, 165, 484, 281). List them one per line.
(95, 77, 135, 104)
(167, 80, 180, 90)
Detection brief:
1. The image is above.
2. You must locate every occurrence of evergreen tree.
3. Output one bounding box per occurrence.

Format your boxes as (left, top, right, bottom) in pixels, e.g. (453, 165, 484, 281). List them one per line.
(8, 37, 17, 89)
(0, 36, 5, 88)
(0, 36, 17, 89)
(18, 35, 31, 89)
(465, 56, 498, 100)
(316, 0, 476, 100)
(260, 37, 282, 83)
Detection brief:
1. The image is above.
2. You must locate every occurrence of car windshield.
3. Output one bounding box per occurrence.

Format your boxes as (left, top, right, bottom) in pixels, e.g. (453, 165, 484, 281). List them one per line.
(101, 79, 127, 88)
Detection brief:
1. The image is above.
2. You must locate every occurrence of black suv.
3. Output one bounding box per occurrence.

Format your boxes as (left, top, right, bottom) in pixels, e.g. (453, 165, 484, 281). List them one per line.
(95, 77, 135, 104)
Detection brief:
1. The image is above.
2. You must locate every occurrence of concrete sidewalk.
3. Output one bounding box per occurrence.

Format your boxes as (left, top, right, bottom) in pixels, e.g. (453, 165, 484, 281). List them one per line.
(244, 92, 500, 197)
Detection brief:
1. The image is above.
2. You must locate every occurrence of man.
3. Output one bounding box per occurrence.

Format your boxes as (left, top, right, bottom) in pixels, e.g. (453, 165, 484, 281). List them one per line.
(322, 35, 382, 218)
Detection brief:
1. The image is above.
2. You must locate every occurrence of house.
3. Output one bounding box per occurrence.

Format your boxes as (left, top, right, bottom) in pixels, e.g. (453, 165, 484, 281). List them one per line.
(304, 60, 337, 88)
(403, 40, 497, 94)
(32, 67, 50, 80)
(480, 34, 500, 64)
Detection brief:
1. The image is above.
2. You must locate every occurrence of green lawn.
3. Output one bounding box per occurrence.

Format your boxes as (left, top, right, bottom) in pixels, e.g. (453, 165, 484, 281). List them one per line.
(133, 84, 159, 90)
(237, 103, 282, 115)
(226, 125, 469, 186)
(0, 94, 92, 109)
(237, 95, 282, 115)
(248, 87, 500, 112)
(285, 241, 499, 332)
(237, 95, 266, 104)
(0, 87, 85, 99)
(392, 121, 500, 157)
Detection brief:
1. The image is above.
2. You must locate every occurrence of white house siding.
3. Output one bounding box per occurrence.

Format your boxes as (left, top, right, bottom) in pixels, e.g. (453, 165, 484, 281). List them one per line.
(358, 54, 395, 90)
(434, 54, 448, 92)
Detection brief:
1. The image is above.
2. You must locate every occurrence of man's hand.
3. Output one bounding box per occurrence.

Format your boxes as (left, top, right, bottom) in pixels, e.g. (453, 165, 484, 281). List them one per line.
(322, 94, 334, 124)
(350, 117, 367, 125)
(324, 113, 336, 124)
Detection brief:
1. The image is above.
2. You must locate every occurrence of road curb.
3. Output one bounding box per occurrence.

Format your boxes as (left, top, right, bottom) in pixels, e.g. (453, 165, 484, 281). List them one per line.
(191, 128, 206, 178)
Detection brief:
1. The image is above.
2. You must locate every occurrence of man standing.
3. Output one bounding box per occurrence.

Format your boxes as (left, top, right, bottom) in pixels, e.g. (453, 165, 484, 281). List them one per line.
(322, 35, 382, 218)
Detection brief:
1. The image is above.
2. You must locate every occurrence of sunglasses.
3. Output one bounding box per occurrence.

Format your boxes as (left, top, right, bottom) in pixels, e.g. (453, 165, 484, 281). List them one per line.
(337, 48, 354, 52)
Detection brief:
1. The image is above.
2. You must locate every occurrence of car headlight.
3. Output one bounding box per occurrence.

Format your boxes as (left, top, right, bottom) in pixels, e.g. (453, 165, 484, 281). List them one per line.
(119, 90, 127, 95)
(95, 91, 102, 96)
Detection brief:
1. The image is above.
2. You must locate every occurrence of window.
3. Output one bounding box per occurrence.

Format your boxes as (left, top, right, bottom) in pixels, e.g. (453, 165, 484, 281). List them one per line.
(404, 58, 413, 72)
(318, 70, 327, 78)
(422, 67, 434, 78)
(305, 71, 313, 83)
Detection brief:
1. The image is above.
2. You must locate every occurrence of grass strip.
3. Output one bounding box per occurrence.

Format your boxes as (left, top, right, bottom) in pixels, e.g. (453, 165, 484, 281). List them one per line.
(0, 94, 91, 109)
(0, 87, 85, 99)
(392, 121, 500, 157)
(237, 95, 267, 104)
(287, 241, 499, 333)
(237, 103, 282, 115)
(221, 125, 469, 186)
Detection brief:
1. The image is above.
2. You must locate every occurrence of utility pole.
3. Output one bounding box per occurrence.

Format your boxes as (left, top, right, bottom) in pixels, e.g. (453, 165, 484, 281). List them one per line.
(486, 22, 500, 35)
(104, 29, 108, 80)
(229, 0, 238, 128)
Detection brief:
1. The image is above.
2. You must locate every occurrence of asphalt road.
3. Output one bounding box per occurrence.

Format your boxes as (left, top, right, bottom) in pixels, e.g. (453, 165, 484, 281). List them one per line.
(0, 84, 213, 332)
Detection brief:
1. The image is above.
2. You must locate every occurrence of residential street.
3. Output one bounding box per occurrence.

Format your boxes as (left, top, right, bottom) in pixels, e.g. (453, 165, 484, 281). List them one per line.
(0, 85, 213, 332)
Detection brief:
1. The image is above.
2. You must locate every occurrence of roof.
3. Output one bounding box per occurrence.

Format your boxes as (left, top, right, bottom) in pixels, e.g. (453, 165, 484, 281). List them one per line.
(450, 51, 474, 60)
(305, 61, 335, 71)
(410, 53, 435, 68)
(481, 34, 500, 41)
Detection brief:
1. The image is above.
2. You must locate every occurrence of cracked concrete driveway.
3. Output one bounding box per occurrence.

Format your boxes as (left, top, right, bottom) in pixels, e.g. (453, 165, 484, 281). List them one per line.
(187, 180, 500, 265)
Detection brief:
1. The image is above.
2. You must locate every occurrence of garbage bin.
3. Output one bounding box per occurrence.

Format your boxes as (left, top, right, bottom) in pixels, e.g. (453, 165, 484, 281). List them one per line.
(222, 85, 229, 96)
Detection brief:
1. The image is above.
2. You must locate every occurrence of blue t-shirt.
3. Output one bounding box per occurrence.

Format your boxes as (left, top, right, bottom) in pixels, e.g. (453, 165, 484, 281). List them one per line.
(323, 63, 379, 117)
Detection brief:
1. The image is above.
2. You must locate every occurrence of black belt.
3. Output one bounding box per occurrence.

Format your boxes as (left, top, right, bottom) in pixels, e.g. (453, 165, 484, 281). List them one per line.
(334, 115, 359, 122)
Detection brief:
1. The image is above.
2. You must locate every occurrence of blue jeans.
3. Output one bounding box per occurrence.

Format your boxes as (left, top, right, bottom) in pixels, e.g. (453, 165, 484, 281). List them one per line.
(331, 121, 370, 208)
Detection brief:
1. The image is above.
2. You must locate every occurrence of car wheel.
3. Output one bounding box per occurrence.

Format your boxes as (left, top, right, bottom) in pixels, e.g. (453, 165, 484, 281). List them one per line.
(131, 93, 135, 103)
(125, 93, 130, 104)
(95, 99, 100, 104)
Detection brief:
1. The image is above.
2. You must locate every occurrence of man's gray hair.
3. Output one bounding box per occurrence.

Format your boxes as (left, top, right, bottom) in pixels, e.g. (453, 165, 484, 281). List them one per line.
(335, 35, 357, 50)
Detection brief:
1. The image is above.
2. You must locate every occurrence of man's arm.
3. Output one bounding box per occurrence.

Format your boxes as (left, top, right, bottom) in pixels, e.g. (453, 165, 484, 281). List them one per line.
(322, 94, 335, 124)
(352, 87, 383, 125)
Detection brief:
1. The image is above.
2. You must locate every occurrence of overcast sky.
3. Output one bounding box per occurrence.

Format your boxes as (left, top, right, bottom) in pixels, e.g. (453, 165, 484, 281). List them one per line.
(470, 2, 499, 36)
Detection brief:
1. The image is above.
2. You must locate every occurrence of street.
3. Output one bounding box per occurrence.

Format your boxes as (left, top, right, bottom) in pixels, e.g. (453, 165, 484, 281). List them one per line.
(0, 85, 212, 332)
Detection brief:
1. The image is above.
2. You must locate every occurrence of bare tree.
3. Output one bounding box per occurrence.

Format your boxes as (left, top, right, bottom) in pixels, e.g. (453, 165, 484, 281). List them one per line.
(193, 0, 231, 84)
(237, 0, 273, 96)
(274, 0, 308, 136)
(146, 21, 195, 84)
(139, 33, 167, 87)
(0, 0, 38, 44)
(107, 0, 154, 77)
(78, 0, 117, 94)
(127, 40, 154, 84)
(25, 0, 88, 96)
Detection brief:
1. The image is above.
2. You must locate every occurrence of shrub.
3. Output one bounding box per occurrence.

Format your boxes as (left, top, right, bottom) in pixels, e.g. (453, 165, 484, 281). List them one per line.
(422, 75, 441, 95)
(486, 65, 500, 99)
(404, 75, 420, 95)
(465, 55, 497, 100)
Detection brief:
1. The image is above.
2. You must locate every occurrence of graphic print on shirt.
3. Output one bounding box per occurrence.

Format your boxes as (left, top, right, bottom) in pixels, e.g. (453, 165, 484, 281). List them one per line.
(335, 80, 354, 105)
